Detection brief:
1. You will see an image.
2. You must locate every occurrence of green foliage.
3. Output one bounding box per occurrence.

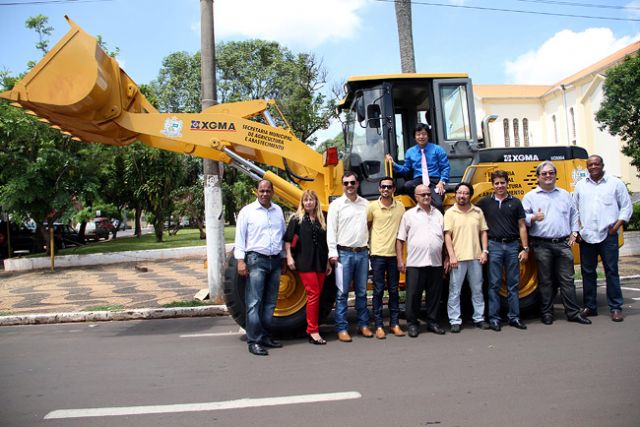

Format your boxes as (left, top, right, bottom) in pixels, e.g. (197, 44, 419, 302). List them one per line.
(149, 51, 202, 113)
(161, 300, 207, 308)
(216, 40, 335, 144)
(595, 52, 640, 176)
(316, 132, 346, 158)
(25, 14, 53, 68)
(96, 35, 120, 58)
(627, 203, 640, 231)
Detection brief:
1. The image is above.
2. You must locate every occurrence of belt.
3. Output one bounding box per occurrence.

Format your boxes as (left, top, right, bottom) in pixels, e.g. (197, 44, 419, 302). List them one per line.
(489, 237, 518, 243)
(531, 236, 569, 244)
(337, 245, 368, 253)
(247, 251, 281, 259)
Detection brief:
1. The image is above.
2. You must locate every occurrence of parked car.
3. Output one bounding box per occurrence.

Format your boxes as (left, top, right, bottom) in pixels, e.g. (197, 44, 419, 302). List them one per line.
(76, 217, 115, 241)
(0, 220, 45, 258)
(44, 223, 83, 249)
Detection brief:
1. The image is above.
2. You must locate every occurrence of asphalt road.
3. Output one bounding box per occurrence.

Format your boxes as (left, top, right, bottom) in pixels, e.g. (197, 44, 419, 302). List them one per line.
(1, 282, 639, 427)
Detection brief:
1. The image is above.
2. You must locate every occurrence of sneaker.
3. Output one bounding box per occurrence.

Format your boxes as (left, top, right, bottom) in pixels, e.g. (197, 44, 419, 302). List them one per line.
(450, 324, 461, 333)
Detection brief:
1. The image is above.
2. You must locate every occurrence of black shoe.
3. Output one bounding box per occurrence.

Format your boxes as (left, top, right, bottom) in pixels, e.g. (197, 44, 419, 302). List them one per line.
(474, 321, 490, 330)
(408, 324, 419, 338)
(261, 337, 283, 348)
(450, 324, 461, 333)
(308, 335, 327, 345)
(581, 307, 598, 317)
(248, 343, 268, 356)
(570, 314, 592, 325)
(508, 319, 527, 330)
(541, 314, 554, 325)
(426, 323, 446, 335)
(489, 321, 501, 332)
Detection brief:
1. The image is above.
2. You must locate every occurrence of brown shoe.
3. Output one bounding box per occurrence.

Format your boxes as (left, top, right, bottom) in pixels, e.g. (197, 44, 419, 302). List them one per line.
(358, 326, 374, 338)
(375, 327, 386, 339)
(390, 324, 406, 337)
(611, 310, 624, 322)
(337, 331, 352, 342)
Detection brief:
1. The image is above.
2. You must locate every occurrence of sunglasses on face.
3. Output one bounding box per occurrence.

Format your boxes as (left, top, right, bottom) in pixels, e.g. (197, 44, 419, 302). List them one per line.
(380, 184, 394, 190)
(539, 171, 556, 176)
(416, 192, 432, 197)
(343, 180, 357, 186)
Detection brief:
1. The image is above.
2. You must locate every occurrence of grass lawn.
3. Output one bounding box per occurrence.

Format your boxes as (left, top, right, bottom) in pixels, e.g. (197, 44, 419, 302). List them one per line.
(38, 227, 236, 257)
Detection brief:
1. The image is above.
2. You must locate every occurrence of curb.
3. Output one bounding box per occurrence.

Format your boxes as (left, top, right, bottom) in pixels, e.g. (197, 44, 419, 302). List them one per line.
(1, 276, 638, 327)
(0, 305, 228, 327)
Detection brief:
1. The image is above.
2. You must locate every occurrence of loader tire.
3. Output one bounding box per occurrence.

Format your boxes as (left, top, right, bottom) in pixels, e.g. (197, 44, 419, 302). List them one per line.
(223, 255, 335, 339)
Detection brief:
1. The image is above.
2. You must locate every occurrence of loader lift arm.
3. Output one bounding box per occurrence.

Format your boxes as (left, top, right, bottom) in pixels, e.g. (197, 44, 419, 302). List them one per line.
(0, 17, 343, 209)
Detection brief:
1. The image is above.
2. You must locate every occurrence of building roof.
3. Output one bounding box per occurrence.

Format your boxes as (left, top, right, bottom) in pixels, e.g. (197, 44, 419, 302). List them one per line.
(474, 40, 640, 100)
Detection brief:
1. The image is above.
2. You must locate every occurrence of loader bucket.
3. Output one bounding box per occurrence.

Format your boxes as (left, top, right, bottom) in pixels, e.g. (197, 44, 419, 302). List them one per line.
(0, 16, 153, 146)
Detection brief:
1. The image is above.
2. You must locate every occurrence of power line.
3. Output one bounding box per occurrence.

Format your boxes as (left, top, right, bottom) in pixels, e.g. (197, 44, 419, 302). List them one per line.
(0, 0, 112, 6)
(509, 0, 640, 11)
(374, 0, 640, 22)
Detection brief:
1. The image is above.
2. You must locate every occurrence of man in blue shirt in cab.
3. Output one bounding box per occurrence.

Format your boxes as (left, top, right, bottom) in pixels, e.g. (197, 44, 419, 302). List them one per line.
(385, 123, 450, 211)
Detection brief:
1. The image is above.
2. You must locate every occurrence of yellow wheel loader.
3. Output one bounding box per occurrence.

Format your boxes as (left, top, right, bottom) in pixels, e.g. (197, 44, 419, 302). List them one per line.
(1, 18, 593, 336)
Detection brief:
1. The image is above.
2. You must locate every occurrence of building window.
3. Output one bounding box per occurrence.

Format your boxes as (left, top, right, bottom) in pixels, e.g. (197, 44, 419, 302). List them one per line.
(503, 118, 510, 147)
(513, 118, 520, 147)
(523, 118, 530, 146)
(570, 107, 576, 145)
(552, 115, 558, 145)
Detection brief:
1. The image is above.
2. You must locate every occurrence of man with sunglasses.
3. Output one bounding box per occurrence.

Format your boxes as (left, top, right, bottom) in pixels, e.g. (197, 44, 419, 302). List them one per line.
(327, 171, 371, 342)
(367, 177, 406, 339)
(522, 161, 591, 326)
(396, 184, 447, 337)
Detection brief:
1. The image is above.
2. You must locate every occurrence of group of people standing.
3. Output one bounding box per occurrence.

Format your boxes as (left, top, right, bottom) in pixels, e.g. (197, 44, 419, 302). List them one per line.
(234, 142, 632, 357)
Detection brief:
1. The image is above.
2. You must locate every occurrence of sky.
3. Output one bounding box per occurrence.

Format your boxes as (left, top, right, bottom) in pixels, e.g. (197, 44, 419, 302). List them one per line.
(1, 0, 639, 140)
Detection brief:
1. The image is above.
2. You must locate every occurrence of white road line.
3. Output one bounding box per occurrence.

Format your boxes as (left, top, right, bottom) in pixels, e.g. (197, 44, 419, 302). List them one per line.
(180, 331, 243, 338)
(621, 287, 640, 292)
(632, 297, 640, 301)
(44, 391, 362, 419)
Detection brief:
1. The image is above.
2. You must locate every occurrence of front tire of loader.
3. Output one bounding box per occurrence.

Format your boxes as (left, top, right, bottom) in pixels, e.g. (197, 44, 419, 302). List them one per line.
(223, 255, 335, 339)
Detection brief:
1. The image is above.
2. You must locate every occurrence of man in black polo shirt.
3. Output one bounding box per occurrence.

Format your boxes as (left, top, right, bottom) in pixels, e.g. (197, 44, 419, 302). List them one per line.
(477, 170, 529, 331)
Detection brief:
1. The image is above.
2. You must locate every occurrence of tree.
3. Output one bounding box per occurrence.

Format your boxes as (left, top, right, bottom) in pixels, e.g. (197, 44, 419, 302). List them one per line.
(216, 40, 335, 144)
(25, 14, 53, 68)
(595, 52, 640, 175)
(394, 0, 416, 73)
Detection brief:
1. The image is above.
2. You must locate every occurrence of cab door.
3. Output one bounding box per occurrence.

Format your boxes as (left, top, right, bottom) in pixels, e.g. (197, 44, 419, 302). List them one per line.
(432, 78, 478, 185)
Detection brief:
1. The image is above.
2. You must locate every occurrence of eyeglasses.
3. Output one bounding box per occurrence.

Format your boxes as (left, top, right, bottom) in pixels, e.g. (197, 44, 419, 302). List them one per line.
(456, 192, 470, 196)
(416, 192, 432, 197)
(539, 171, 556, 176)
(380, 184, 394, 189)
(343, 180, 357, 186)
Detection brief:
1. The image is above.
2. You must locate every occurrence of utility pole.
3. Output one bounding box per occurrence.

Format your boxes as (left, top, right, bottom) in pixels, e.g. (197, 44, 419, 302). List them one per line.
(200, 0, 225, 304)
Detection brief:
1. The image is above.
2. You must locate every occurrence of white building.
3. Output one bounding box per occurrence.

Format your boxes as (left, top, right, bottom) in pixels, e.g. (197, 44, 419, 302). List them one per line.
(474, 41, 640, 192)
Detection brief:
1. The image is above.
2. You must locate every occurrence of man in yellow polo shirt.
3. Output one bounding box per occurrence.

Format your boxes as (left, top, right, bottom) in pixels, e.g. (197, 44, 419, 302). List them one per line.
(367, 176, 406, 339)
(444, 182, 490, 333)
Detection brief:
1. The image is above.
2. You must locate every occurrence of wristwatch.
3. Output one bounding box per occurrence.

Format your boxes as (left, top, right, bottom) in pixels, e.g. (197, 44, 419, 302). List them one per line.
(482, 249, 489, 254)
(522, 246, 529, 253)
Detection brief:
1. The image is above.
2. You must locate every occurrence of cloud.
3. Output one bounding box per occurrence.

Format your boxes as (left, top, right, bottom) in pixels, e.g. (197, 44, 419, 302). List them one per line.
(504, 28, 640, 84)
(203, 0, 367, 49)
(626, 1, 640, 18)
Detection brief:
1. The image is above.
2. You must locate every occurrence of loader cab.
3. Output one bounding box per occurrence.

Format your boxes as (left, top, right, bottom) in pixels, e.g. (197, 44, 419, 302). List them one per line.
(338, 74, 479, 199)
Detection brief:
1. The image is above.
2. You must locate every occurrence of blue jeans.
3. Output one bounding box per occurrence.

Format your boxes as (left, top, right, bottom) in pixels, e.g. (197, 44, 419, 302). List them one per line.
(448, 260, 485, 325)
(370, 255, 400, 328)
(244, 252, 281, 345)
(488, 240, 521, 322)
(580, 233, 623, 312)
(335, 249, 370, 332)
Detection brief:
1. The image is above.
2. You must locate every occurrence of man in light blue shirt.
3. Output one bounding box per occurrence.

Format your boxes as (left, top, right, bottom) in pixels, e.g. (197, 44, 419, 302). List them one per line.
(234, 179, 286, 356)
(522, 161, 590, 326)
(385, 123, 450, 210)
(574, 155, 633, 322)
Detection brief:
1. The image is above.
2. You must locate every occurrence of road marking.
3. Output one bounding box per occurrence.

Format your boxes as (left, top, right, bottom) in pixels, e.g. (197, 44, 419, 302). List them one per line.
(44, 391, 362, 419)
(180, 331, 243, 338)
(621, 287, 640, 292)
(632, 297, 640, 301)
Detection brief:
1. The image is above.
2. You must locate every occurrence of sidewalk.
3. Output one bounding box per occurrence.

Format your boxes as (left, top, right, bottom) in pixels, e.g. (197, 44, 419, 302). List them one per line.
(1, 253, 639, 326)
